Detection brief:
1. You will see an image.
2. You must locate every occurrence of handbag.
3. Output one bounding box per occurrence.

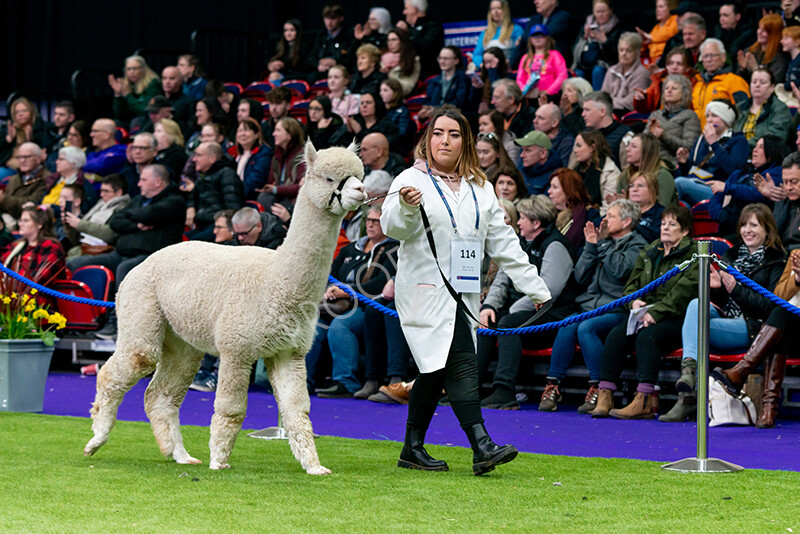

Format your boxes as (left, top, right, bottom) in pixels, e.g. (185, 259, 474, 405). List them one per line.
(80, 244, 115, 256)
(708, 377, 756, 427)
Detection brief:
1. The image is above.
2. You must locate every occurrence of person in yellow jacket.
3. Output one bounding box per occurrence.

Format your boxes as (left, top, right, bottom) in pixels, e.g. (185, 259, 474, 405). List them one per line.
(692, 38, 750, 128)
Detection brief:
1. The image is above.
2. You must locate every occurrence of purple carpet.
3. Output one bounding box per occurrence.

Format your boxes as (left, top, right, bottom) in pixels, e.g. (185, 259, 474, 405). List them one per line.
(43, 372, 800, 472)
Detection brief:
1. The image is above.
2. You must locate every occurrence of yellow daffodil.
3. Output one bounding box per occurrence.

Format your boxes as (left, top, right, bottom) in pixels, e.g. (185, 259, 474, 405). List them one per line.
(32, 309, 49, 320)
(21, 295, 29, 305)
(25, 303, 36, 313)
(16, 315, 28, 323)
(11, 292, 17, 299)
(2, 296, 10, 304)
(30, 288, 37, 295)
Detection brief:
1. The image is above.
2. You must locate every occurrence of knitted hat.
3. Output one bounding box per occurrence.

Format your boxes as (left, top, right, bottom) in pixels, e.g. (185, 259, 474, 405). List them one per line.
(705, 100, 736, 127)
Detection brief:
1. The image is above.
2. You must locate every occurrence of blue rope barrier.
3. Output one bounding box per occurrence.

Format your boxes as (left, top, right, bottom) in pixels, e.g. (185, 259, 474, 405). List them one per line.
(330, 262, 688, 336)
(722, 264, 800, 317)
(0, 263, 115, 309)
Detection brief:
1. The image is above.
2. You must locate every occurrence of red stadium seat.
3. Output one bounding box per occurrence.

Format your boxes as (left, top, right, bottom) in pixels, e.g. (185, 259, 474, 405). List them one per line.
(224, 82, 244, 95)
(52, 280, 104, 330)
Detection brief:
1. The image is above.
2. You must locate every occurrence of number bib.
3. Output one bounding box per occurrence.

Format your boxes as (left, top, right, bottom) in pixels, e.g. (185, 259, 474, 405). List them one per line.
(450, 237, 482, 294)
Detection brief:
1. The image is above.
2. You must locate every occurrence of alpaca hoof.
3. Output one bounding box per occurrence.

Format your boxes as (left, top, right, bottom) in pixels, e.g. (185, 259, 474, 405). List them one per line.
(307, 465, 332, 475)
(209, 461, 231, 470)
(84, 437, 106, 456)
(175, 455, 202, 465)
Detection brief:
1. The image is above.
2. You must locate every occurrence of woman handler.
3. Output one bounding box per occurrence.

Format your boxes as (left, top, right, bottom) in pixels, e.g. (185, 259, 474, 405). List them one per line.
(381, 108, 551, 475)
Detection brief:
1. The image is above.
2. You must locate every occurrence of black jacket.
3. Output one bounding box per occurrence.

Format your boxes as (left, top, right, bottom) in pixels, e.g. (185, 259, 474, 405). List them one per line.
(349, 69, 387, 96)
(228, 212, 286, 250)
(154, 144, 188, 182)
(330, 237, 399, 301)
(308, 27, 357, 72)
(712, 245, 787, 341)
(406, 16, 445, 79)
(192, 156, 244, 229)
(109, 183, 186, 257)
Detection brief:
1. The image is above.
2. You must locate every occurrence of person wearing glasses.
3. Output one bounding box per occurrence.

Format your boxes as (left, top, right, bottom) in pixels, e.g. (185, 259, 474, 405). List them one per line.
(120, 132, 158, 197)
(0, 142, 49, 224)
(311, 206, 399, 398)
(691, 39, 750, 128)
(305, 95, 345, 151)
(418, 46, 469, 120)
(83, 119, 127, 177)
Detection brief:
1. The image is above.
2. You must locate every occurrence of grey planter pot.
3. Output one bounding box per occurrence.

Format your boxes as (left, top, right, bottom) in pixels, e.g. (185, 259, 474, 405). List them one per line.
(0, 339, 56, 412)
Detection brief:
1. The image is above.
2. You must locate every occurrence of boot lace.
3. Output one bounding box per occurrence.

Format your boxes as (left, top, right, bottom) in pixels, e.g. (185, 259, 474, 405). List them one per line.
(541, 383, 560, 401)
(584, 385, 599, 404)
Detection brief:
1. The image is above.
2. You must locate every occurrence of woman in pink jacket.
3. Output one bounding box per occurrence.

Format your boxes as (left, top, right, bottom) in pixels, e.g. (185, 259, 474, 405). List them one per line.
(516, 25, 568, 100)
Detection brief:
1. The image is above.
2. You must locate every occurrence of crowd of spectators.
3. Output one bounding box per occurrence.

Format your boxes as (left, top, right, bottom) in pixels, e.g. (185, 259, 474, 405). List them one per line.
(3, 0, 800, 427)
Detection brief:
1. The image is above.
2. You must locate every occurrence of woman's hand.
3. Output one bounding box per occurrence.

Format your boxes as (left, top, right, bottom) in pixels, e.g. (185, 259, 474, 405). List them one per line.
(538, 93, 549, 107)
(345, 116, 362, 133)
(480, 308, 496, 325)
(736, 50, 748, 70)
(791, 251, 800, 284)
(588, 27, 607, 43)
(63, 211, 80, 229)
(676, 147, 690, 164)
(640, 312, 656, 328)
(648, 119, 663, 138)
(5, 121, 16, 144)
(107, 74, 127, 97)
(632, 299, 647, 310)
(325, 285, 349, 300)
(268, 60, 284, 73)
(635, 27, 652, 44)
(710, 268, 722, 289)
(754, 173, 787, 202)
(708, 180, 726, 195)
(719, 270, 737, 293)
(400, 186, 422, 206)
(353, 23, 366, 40)
(381, 278, 395, 300)
(703, 123, 720, 145)
(633, 87, 647, 101)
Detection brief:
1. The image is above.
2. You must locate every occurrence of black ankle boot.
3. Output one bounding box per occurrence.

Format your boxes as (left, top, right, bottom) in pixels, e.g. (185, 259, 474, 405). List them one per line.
(465, 423, 518, 475)
(397, 425, 448, 471)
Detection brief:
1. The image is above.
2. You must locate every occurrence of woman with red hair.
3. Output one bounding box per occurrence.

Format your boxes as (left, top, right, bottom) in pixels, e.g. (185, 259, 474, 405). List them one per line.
(737, 14, 788, 83)
(547, 167, 602, 251)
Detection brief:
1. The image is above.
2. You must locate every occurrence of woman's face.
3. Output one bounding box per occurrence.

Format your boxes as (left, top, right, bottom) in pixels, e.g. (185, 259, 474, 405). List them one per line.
(483, 52, 501, 69)
(593, 1, 612, 25)
(476, 140, 498, 169)
(13, 102, 32, 126)
(531, 35, 547, 50)
(327, 68, 346, 92)
(751, 138, 767, 167)
(740, 213, 768, 250)
(478, 115, 495, 134)
(660, 214, 688, 246)
(489, 1, 504, 23)
(618, 40, 637, 67)
(196, 102, 211, 126)
(367, 14, 382, 32)
(153, 124, 170, 150)
(386, 32, 401, 53)
(273, 122, 290, 149)
(655, 0, 669, 21)
(627, 175, 652, 205)
(357, 54, 375, 74)
(379, 83, 395, 105)
(663, 80, 682, 105)
(236, 123, 257, 149)
(563, 82, 578, 103)
(750, 70, 774, 100)
(665, 53, 687, 76)
(283, 22, 297, 42)
(757, 24, 768, 46)
(125, 59, 143, 84)
(573, 135, 594, 164)
(18, 212, 41, 242)
(308, 100, 325, 123)
(495, 174, 518, 200)
(705, 111, 729, 135)
(200, 124, 221, 144)
(67, 126, 84, 148)
(365, 211, 386, 241)
(626, 137, 642, 166)
(518, 213, 538, 240)
(360, 94, 376, 119)
(430, 116, 463, 172)
(781, 34, 800, 52)
(548, 176, 568, 210)
(55, 153, 76, 176)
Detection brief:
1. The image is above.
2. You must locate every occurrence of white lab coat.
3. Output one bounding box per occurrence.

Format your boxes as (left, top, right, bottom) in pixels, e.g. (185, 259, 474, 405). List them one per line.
(381, 165, 551, 373)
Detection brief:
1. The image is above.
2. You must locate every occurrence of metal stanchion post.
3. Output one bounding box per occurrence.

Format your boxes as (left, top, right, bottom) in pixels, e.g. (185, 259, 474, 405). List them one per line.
(662, 241, 743, 473)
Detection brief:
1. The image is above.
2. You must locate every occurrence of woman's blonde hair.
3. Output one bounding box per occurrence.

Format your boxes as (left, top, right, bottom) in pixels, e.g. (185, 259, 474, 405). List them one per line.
(125, 55, 159, 95)
(626, 170, 660, 206)
(414, 107, 486, 186)
(156, 118, 185, 148)
(10, 97, 40, 144)
(484, 0, 514, 47)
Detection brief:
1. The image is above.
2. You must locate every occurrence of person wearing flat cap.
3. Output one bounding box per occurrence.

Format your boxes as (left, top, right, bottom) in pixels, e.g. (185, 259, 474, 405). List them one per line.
(515, 130, 563, 194)
(138, 95, 175, 135)
(674, 99, 749, 205)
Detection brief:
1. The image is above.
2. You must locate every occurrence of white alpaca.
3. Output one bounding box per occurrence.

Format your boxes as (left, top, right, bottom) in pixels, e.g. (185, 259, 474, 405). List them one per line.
(84, 141, 366, 475)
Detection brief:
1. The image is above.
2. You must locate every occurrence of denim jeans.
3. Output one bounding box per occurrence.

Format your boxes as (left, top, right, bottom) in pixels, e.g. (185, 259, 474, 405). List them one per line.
(548, 312, 625, 381)
(327, 307, 365, 393)
(681, 298, 749, 360)
(674, 177, 714, 206)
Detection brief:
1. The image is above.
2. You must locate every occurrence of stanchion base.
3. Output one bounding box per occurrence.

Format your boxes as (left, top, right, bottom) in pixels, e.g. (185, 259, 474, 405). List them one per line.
(661, 457, 744, 473)
(248, 427, 288, 440)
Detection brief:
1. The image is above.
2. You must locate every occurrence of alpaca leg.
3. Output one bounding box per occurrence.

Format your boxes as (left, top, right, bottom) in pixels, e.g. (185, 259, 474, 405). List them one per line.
(84, 347, 157, 456)
(208, 355, 252, 470)
(144, 331, 205, 464)
(267, 352, 331, 475)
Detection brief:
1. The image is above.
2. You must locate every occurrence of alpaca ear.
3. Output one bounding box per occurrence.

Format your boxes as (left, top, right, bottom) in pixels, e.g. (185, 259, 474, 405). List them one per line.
(347, 140, 359, 155)
(304, 140, 318, 168)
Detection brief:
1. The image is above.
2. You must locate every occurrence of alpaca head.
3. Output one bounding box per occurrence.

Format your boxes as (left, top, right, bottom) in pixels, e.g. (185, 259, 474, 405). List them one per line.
(302, 141, 367, 215)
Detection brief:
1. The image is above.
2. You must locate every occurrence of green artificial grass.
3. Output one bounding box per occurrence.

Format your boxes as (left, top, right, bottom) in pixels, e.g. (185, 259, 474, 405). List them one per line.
(1, 412, 799, 533)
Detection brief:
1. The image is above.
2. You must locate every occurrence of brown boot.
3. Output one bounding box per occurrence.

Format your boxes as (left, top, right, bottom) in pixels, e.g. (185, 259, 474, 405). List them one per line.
(591, 389, 614, 418)
(756, 353, 787, 429)
(609, 392, 656, 419)
(712, 325, 783, 397)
